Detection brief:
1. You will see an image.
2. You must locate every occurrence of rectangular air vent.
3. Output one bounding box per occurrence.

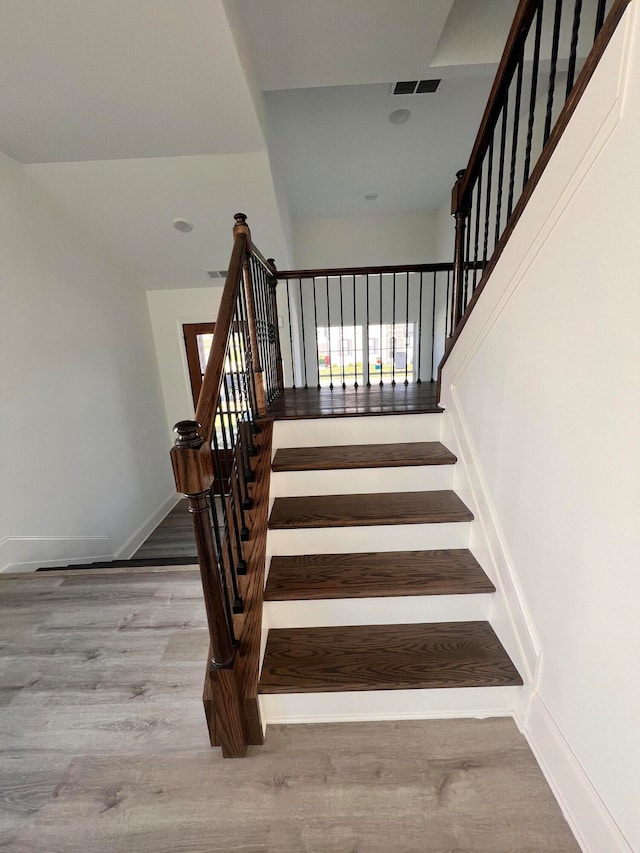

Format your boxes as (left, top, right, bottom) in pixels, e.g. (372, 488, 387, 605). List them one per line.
(206, 270, 228, 279)
(391, 79, 441, 95)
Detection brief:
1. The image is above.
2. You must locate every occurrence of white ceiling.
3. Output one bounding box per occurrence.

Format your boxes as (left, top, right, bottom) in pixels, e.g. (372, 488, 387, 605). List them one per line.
(0, 0, 265, 163)
(232, 0, 455, 90)
(25, 152, 288, 289)
(264, 73, 496, 219)
(0, 0, 521, 285)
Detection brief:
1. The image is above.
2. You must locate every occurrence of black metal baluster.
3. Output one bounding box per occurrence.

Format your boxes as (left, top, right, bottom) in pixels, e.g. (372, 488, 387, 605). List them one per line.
(566, 0, 583, 97)
(464, 191, 473, 308)
(237, 273, 259, 428)
(353, 274, 358, 387)
(379, 273, 383, 386)
(299, 278, 308, 389)
(483, 133, 494, 265)
(404, 272, 409, 385)
(219, 368, 249, 549)
(285, 280, 295, 389)
(595, 0, 607, 37)
(544, 0, 563, 144)
(225, 321, 248, 508)
(507, 54, 524, 220)
(229, 313, 253, 510)
(430, 270, 436, 381)
(445, 269, 451, 338)
(523, 4, 544, 187)
(339, 274, 345, 389)
(473, 166, 483, 290)
(211, 427, 243, 613)
(417, 270, 423, 383)
(326, 276, 333, 390)
(206, 482, 239, 631)
(366, 273, 371, 387)
(495, 95, 509, 248)
(312, 277, 320, 389)
(391, 272, 396, 385)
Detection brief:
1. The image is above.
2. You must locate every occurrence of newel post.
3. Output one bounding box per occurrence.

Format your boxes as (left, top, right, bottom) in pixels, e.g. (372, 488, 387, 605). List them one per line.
(449, 169, 470, 341)
(235, 213, 267, 415)
(267, 258, 285, 394)
(171, 420, 248, 758)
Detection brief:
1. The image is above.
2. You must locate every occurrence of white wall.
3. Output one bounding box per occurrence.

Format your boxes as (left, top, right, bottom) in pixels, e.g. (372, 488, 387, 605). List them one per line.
(146, 286, 224, 440)
(292, 211, 437, 269)
(440, 8, 640, 850)
(0, 153, 174, 571)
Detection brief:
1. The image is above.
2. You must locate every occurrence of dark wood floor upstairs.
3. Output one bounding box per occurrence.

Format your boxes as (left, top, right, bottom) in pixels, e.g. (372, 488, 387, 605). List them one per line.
(265, 383, 440, 420)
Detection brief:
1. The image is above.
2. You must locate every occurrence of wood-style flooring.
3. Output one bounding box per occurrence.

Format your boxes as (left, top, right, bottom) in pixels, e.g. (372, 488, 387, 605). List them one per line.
(133, 499, 197, 560)
(0, 569, 579, 852)
(266, 383, 441, 420)
(268, 490, 474, 530)
(265, 549, 496, 600)
(272, 441, 456, 471)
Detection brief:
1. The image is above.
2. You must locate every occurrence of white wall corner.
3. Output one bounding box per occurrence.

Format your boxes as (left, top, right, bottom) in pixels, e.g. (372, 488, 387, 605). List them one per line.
(516, 692, 634, 853)
(440, 402, 540, 684)
(0, 535, 113, 574)
(115, 492, 181, 560)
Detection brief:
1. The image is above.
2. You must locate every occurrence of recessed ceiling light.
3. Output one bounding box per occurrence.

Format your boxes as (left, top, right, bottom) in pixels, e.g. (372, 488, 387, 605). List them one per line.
(364, 193, 378, 201)
(172, 218, 193, 233)
(389, 108, 411, 125)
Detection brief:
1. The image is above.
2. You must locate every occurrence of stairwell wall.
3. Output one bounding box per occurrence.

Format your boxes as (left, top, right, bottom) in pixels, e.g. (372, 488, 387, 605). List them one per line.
(0, 152, 174, 572)
(439, 7, 639, 851)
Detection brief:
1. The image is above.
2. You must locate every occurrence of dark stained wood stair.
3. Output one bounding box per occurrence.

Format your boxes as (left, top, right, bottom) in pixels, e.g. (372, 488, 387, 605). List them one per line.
(268, 490, 473, 530)
(272, 441, 457, 472)
(259, 621, 522, 693)
(265, 549, 495, 600)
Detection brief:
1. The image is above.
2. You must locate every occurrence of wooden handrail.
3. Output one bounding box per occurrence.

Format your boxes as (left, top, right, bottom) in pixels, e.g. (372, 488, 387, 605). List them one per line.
(459, 0, 540, 205)
(276, 262, 455, 279)
(195, 229, 247, 440)
(440, 0, 633, 383)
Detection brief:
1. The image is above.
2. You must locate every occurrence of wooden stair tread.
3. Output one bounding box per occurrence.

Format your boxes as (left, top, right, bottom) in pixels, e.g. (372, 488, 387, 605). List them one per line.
(268, 490, 473, 529)
(259, 621, 522, 693)
(265, 549, 495, 600)
(272, 442, 456, 472)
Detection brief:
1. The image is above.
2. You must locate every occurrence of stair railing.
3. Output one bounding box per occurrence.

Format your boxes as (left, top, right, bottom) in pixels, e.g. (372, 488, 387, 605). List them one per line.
(274, 263, 467, 389)
(445, 0, 632, 355)
(170, 213, 282, 758)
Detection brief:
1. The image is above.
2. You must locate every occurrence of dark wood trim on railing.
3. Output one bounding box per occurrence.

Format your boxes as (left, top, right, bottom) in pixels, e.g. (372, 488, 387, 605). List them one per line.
(459, 0, 540, 205)
(276, 262, 455, 279)
(440, 0, 633, 383)
(194, 230, 247, 441)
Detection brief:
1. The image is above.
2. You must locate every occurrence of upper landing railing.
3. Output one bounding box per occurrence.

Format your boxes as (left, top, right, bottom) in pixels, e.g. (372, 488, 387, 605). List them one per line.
(445, 0, 632, 356)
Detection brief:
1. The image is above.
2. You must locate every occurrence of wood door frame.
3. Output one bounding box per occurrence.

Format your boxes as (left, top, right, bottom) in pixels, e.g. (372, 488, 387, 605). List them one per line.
(183, 322, 216, 407)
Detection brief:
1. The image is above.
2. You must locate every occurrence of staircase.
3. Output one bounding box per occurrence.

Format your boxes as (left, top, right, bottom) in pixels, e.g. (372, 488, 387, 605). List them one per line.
(258, 410, 522, 726)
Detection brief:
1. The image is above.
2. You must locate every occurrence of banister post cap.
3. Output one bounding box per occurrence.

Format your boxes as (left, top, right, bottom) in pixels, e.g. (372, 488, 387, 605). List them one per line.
(173, 420, 204, 449)
(234, 212, 248, 225)
(455, 169, 466, 182)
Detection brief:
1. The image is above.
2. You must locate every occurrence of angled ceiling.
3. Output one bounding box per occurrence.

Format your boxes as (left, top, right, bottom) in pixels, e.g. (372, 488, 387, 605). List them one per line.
(0, 0, 265, 163)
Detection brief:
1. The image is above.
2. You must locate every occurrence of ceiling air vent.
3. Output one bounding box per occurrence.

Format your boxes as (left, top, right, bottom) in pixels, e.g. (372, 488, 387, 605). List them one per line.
(391, 79, 441, 95)
(206, 270, 228, 279)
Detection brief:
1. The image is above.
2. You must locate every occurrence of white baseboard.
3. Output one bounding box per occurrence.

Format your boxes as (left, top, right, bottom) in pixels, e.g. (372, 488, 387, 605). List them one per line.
(441, 399, 540, 685)
(0, 492, 181, 573)
(517, 692, 633, 853)
(114, 492, 181, 559)
(0, 536, 112, 574)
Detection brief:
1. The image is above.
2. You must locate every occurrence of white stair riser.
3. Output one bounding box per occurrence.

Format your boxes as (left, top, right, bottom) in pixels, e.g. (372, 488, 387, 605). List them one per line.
(264, 593, 493, 629)
(272, 413, 442, 451)
(267, 521, 471, 559)
(270, 465, 454, 497)
(259, 686, 521, 725)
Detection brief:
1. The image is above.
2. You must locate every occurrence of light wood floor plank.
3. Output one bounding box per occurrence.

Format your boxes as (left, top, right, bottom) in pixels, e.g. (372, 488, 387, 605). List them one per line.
(0, 572, 579, 852)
